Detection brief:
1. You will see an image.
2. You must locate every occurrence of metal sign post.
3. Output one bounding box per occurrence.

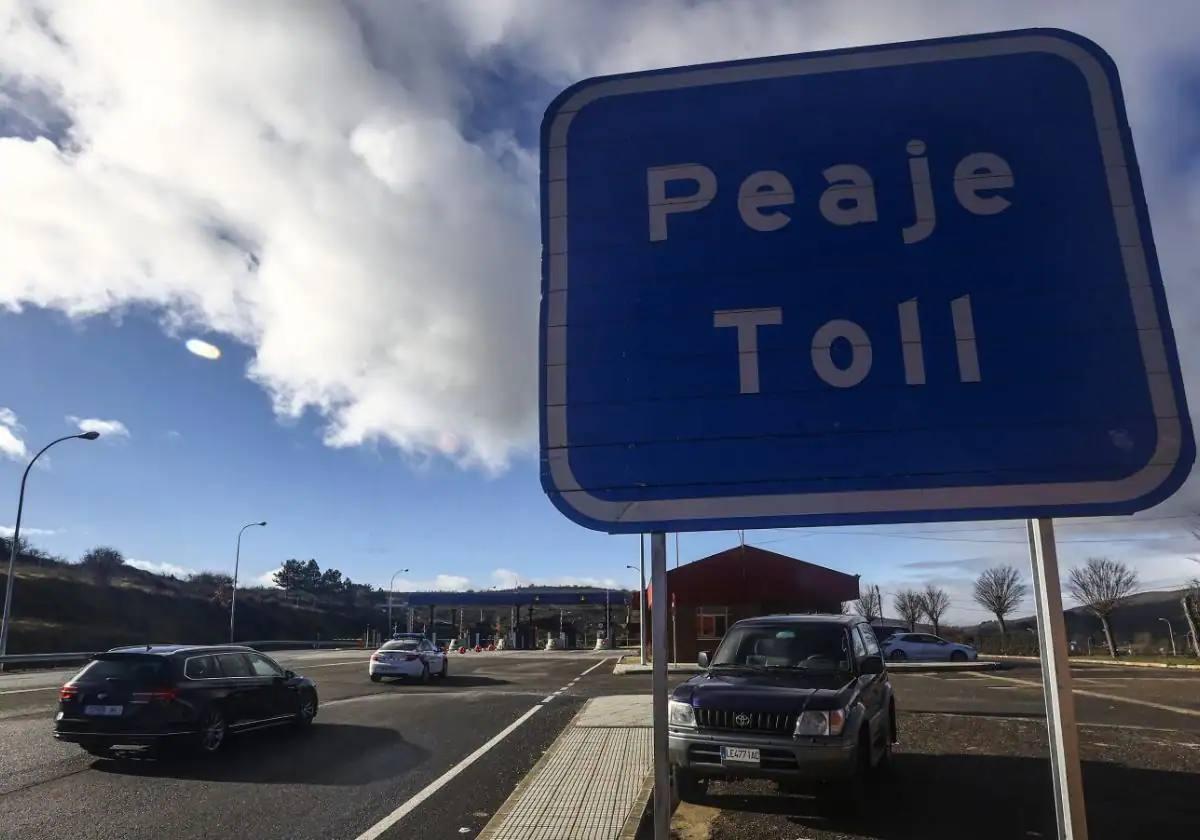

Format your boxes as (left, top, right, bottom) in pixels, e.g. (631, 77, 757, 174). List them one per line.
(1028, 518, 1088, 840)
(650, 532, 670, 840)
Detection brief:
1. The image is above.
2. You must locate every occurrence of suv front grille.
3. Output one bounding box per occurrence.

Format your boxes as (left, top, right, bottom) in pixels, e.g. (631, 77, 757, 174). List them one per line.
(695, 708, 795, 735)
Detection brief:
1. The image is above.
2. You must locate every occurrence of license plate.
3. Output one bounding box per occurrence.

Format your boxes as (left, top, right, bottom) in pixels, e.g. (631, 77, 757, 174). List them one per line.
(721, 746, 760, 766)
(83, 704, 123, 717)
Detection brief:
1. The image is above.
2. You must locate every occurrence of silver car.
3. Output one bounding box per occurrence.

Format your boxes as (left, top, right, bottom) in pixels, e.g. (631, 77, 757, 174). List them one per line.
(369, 638, 448, 683)
(881, 632, 977, 662)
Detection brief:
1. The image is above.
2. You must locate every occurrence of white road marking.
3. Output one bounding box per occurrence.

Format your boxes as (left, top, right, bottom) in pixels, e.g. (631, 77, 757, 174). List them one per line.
(969, 671, 1200, 718)
(294, 659, 372, 669)
(0, 686, 58, 696)
(354, 704, 543, 840)
(579, 658, 611, 677)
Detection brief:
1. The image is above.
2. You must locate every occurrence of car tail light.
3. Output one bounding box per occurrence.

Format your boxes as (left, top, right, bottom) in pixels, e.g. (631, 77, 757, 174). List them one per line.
(371, 654, 383, 661)
(131, 688, 177, 703)
(59, 684, 79, 702)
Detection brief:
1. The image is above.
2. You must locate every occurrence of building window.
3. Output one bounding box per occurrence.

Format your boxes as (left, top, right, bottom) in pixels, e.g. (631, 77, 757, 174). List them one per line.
(697, 607, 729, 640)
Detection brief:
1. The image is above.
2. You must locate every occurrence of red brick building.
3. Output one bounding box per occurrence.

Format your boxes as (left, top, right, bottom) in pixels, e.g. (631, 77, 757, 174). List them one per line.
(645, 545, 859, 663)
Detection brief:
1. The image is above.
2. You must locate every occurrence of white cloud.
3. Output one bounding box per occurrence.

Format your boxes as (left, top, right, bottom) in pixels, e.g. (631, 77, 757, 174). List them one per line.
(255, 567, 282, 588)
(0, 407, 27, 460)
(491, 568, 522, 589)
(126, 557, 194, 578)
(67, 416, 130, 438)
(489, 568, 618, 589)
(0, 525, 56, 538)
(0, 0, 1198, 487)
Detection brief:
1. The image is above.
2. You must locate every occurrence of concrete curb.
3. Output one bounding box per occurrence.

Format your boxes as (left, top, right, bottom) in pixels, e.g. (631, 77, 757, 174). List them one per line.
(613, 662, 701, 675)
(614, 661, 1001, 675)
(984, 655, 1200, 671)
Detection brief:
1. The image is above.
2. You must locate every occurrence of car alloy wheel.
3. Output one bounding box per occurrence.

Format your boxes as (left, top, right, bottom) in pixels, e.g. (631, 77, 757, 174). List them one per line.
(888, 649, 907, 661)
(295, 691, 318, 727)
(950, 650, 968, 662)
(199, 709, 227, 754)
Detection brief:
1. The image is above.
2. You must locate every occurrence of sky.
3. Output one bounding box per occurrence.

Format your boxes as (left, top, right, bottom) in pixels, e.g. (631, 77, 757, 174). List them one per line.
(3, 1, 1200, 626)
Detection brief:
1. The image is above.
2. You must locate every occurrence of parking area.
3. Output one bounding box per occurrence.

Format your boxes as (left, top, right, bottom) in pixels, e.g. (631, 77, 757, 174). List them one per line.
(677, 662, 1200, 840)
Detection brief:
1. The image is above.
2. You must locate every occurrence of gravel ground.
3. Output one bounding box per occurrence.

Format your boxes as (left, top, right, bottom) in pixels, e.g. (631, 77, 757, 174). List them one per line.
(699, 711, 1200, 840)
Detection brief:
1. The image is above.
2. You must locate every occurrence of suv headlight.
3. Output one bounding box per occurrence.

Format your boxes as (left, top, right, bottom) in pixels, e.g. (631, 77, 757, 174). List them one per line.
(794, 709, 847, 737)
(668, 700, 696, 729)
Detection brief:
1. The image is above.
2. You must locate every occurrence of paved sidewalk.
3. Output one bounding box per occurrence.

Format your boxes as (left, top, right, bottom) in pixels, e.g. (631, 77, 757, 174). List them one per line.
(478, 695, 653, 840)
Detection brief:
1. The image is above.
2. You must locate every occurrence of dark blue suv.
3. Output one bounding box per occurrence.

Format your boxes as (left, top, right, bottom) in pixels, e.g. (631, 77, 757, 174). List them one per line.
(669, 614, 896, 806)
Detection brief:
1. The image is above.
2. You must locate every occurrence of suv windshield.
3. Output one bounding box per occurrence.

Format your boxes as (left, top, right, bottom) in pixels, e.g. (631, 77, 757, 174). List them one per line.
(73, 656, 170, 685)
(710, 623, 851, 673)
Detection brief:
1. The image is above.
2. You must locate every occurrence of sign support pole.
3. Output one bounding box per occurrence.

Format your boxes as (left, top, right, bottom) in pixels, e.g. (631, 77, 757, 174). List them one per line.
(1027, 518, 1088, 840)
(651, 532, 670, 839)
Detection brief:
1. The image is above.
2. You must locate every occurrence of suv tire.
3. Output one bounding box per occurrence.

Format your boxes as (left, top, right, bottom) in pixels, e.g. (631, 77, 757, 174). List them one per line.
(673, 768, 706, 804)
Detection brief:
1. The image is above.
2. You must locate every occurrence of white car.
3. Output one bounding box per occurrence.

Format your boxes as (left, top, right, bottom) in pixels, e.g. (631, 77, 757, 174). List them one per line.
(369, 638, 448, 683)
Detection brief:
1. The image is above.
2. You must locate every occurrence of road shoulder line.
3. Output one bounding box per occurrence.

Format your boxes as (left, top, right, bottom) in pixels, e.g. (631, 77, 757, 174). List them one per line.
(968, 671, 1200, 718)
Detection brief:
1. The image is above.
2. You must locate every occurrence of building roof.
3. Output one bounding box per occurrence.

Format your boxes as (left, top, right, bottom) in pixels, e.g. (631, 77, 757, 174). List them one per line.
(399, 588, 628, 607)
(646, 545, 859, 607)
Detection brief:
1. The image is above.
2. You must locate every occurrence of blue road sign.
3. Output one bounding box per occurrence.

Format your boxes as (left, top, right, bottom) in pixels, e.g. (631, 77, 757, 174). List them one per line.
(539, 29, 1194, 534)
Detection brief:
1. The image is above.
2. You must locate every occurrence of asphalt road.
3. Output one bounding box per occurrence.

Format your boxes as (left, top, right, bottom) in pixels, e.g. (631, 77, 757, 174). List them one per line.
(688, 661, 1200, 840)
(0, 648, 617, 840)
(5, 654, 1199, 840)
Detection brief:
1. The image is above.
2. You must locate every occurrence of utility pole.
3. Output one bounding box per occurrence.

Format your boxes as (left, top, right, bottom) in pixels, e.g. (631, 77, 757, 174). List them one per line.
(1158, 617, 1177, 656)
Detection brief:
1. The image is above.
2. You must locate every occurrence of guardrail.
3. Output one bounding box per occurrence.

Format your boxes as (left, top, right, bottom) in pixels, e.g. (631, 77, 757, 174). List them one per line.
(0, 639, 364, 667)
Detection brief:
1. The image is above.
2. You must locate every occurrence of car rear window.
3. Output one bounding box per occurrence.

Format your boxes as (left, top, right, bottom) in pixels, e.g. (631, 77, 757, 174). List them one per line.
(381, 640, 419, 651)
(74, 656, 170, 685)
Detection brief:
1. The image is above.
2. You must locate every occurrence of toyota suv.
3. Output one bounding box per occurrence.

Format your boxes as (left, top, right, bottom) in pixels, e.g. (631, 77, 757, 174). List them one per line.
(669, 614, 896, 808)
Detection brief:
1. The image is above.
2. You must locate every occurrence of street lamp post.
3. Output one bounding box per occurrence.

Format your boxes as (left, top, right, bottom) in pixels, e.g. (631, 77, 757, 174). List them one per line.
(1, 431, 99, 668)
(387, 568, 410, 635)
(1158, 617, 1177, 657)
(626, 559, 646, 665)
(230, 521, 267, 643)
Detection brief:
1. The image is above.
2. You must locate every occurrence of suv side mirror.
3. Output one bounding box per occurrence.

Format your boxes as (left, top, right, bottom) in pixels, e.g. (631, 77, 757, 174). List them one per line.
(284, 669, 296, 680)
(697, 651, 710, 668)
(861, 655, 884, 675)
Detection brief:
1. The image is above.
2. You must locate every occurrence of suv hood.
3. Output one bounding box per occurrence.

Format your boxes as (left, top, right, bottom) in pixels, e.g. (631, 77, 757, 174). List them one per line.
(674, 670, 855, 713)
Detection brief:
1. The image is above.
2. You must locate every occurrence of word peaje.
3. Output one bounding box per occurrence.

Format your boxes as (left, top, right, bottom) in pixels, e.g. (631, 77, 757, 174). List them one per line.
(648, 140, 1013, 245)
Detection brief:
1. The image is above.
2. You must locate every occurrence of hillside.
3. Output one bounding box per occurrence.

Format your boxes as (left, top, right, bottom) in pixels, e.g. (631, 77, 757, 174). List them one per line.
(0, 555, 383, 654)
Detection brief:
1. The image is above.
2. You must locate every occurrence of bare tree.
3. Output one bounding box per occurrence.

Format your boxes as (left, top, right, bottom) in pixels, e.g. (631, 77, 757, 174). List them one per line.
(854, 584, 883, 623)
(920, 584, 951, 636)
(1183, 578, 1200, 659)
(973, 566, 1028, 651)
(1065, 557, 1138, 658)
(893, 589, 924, 631)
(80, 546, 125, 586)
